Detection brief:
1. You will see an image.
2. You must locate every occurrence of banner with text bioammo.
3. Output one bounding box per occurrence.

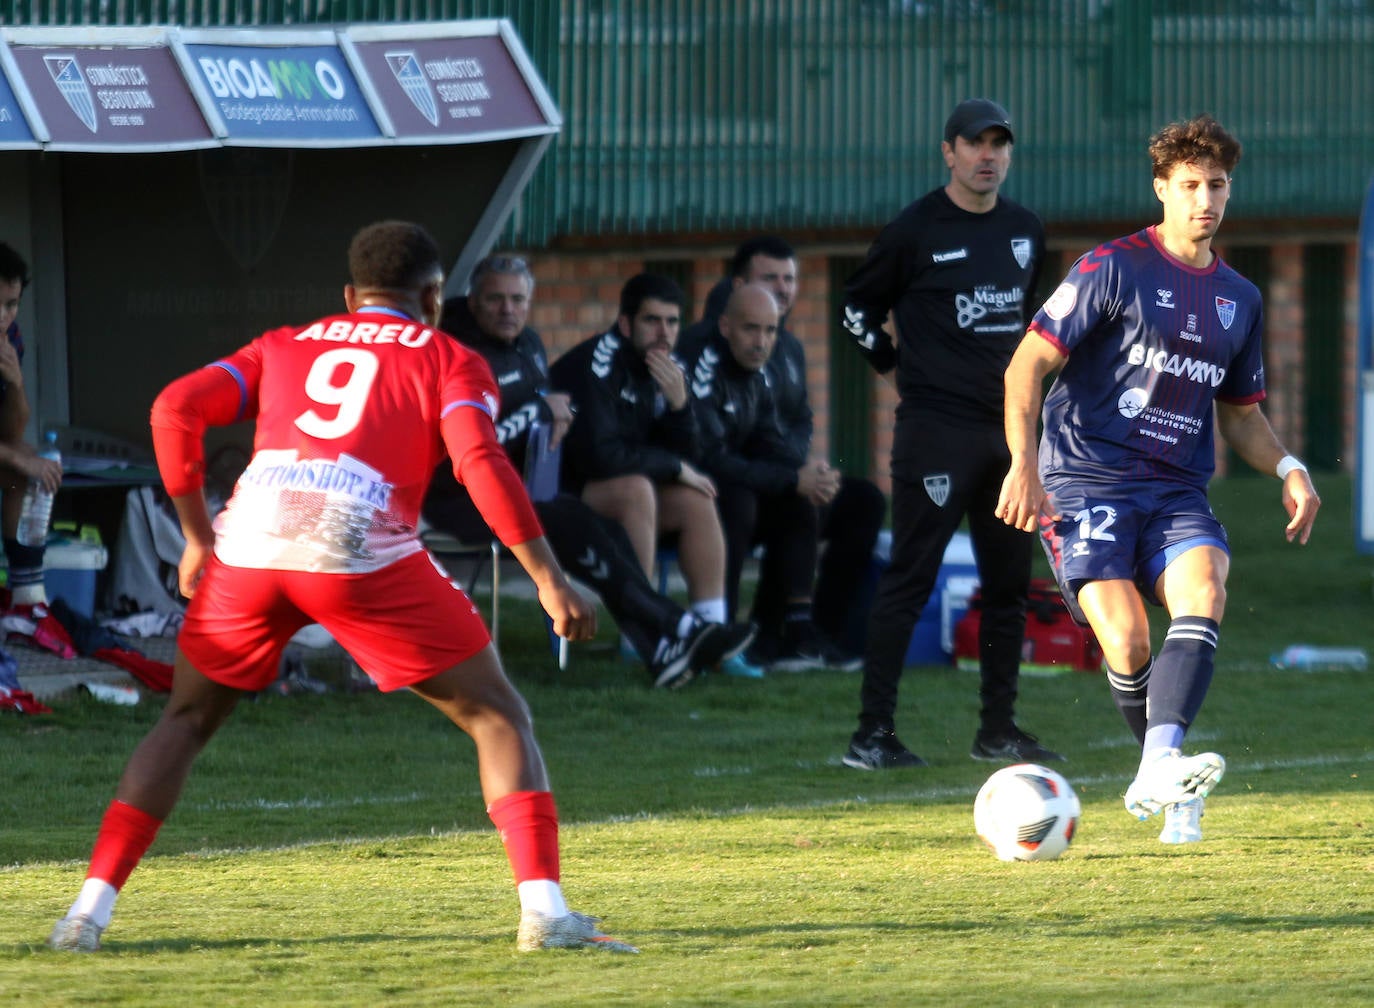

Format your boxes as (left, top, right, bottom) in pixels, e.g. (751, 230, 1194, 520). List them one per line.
(0, 22, 559, 152)
(176, 30, 382, 147)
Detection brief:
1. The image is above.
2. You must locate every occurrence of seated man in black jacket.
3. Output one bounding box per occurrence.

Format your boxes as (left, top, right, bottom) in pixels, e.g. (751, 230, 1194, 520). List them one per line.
(549, 274, 745, 661)
(680, 236, 885, 668)
(423, 256, 752, 688)
(682, 283, 860, 672)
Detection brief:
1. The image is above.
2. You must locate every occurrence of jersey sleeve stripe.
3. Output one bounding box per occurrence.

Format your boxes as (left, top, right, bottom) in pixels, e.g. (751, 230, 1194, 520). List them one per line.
(441, 397, 496, 420)
(208, 361, 251, 422)
(1028, 320, 1070, 356)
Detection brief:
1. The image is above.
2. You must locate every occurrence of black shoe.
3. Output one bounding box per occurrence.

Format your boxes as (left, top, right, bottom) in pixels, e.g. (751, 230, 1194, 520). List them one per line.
(842, 726, 927, 770)
(970, 725, 1065, 763)
(650, 620, 756, 689)
(771, 621, 862, 673)
(691, 621, 757, 674)
(743, 631, 780, 668)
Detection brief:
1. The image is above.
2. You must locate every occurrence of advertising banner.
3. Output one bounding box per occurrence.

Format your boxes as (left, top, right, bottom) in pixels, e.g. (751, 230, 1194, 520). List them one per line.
(178, 32, 382, 146)
(342, 23, 556, 143)
(0, 48, 39, 149)
(3, 29, 214, 151)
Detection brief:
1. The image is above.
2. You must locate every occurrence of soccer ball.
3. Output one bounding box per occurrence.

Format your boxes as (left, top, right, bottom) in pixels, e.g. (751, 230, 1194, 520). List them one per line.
(973, 763, 1080, 862)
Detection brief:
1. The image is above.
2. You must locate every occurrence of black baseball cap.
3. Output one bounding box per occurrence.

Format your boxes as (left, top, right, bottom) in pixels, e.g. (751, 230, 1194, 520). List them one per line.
(944, 98, 1014, 144)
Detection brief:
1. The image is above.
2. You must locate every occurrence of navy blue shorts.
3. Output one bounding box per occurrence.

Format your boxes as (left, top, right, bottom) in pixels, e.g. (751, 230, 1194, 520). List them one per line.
(1038, 480, 1229, 625)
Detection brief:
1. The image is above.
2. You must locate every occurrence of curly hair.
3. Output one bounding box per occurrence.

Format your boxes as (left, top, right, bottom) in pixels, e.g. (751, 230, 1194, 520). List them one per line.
(347, 221, 441, 291)
(1149, 114, 1242, 179)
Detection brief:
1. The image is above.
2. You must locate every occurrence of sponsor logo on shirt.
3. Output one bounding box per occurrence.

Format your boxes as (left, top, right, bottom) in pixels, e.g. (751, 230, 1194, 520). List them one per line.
(955, 285, 1025, 330)
(1127, 344, 1226, 387)
(1011, 238, 1032, 269)
(932, 248, 968, 263)
(1155, 289, 1175, 309)
(1118, 388, 1148, 419)
(1043, 282, 1077, 321)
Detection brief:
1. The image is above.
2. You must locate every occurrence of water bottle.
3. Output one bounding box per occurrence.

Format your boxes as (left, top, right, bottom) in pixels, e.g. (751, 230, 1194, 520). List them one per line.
(17, 430, 61, 547)
(1270, 644, 1369, 672)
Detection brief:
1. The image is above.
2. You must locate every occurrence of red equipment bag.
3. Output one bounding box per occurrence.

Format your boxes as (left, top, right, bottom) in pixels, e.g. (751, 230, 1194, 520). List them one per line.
(953, 578, 1103, 675)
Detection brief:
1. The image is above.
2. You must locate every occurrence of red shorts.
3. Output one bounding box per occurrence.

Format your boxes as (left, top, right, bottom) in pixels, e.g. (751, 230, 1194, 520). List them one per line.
(178, 549, 491, 692)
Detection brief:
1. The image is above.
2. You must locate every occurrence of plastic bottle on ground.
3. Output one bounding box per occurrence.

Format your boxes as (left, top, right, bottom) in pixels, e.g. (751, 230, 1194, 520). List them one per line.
(1269, 644, 1369, 672)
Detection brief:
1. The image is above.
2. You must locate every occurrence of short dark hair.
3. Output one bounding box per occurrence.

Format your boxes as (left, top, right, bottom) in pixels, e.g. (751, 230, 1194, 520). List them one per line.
(348, 221, 441, 291)
(0, 242, 31, 290)
(1149, 114, 1241, 179)
(618, 273, 686, 319)
(728, 236, 796, 280)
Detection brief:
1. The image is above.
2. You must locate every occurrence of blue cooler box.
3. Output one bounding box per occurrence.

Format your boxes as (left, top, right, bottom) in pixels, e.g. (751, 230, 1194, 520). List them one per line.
(868, 532, 978, 667)
(44, 540, 110, 619)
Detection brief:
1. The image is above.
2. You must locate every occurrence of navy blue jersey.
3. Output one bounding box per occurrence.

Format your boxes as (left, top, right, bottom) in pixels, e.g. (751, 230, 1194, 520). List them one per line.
(1031, 226, 1265, 491)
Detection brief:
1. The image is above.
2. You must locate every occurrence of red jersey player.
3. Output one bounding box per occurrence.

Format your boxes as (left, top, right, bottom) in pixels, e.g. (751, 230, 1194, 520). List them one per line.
(48, 220, 637, 954)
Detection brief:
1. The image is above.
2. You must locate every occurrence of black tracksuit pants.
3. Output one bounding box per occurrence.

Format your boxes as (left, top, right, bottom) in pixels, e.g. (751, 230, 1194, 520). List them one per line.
(857, 414, 1032, 737)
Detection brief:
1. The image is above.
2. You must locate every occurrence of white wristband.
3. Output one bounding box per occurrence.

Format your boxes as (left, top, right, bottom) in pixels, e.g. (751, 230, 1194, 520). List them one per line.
(1276, 455, 1307, 480)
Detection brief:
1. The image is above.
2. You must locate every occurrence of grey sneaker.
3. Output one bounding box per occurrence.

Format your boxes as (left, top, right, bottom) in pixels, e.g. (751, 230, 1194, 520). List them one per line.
(516, 910, 639, 953)
(971, 725, 1065, 763)
(48, 914, 104, 952)
(842, 726, 927, 770)
(1124, 749, 1226, 820)
(770, 622, 862, 673)
(1159, 797, 1205, 844)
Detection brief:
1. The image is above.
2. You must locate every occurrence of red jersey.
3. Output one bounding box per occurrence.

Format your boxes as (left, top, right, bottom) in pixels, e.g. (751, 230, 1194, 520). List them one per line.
(151, 306, 542, 574)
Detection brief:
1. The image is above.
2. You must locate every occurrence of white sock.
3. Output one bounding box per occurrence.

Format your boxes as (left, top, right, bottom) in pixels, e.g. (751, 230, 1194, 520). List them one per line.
(1139, 725, 1185, 774)
(517, 879, 568, 917)
(11, 584, 46, 605)
(676, 613, 697, 638)
(691, 598, 727, 624)
(69, 878, 118, 928)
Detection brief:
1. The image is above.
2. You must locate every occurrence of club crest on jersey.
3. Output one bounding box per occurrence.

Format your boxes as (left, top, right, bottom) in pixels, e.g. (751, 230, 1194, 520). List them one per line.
(1215, 297, 1236, 330)
(923, 473, 951, 507)
(1011, 238, 1032, 269)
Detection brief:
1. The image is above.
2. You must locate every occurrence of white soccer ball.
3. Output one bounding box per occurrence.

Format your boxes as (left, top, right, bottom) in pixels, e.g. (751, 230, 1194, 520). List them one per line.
(973, 763, 1081, 862)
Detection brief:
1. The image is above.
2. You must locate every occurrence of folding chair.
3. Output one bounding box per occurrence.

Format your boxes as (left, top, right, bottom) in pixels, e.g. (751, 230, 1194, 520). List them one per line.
(421, 420, 566, 666)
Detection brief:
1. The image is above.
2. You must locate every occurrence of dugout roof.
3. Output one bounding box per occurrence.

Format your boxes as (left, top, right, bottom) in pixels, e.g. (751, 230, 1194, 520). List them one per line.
(0, 20, 559, 455)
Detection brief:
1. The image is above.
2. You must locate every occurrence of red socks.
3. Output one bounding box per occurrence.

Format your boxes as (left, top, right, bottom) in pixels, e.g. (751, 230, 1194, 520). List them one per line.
(87, 800, 163, 889)
(487, 790, 560, 884)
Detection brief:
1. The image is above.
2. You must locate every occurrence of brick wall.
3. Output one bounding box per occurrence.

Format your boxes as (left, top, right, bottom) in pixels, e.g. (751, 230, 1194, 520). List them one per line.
(503, 236, 1358, 495)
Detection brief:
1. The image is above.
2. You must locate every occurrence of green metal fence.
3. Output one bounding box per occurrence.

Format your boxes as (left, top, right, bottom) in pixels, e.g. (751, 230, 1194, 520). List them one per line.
(6, 1, 1373, 247)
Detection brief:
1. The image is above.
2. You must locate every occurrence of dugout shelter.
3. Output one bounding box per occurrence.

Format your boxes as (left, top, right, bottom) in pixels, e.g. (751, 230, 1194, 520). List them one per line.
(0, 20, 559, 476)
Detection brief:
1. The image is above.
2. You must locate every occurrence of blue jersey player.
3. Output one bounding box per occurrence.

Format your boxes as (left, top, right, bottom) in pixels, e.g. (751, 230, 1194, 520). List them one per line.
(998, 114, 1320, 845)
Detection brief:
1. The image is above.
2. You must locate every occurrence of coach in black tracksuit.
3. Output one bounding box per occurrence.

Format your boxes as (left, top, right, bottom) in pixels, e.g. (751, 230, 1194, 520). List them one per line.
(679, 236, 887, 661)
(839, 98, 1063, 770)
(681, 285, 848, 671)
(422, 261, 750, 688)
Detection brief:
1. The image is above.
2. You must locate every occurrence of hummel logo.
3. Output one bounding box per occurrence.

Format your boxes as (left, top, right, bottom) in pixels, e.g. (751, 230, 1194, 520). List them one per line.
(842, 305, 869, 343)
(1155, 289, 1174, 308)
(591, 332, 618, 379)
(933, 248, 968, 263)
